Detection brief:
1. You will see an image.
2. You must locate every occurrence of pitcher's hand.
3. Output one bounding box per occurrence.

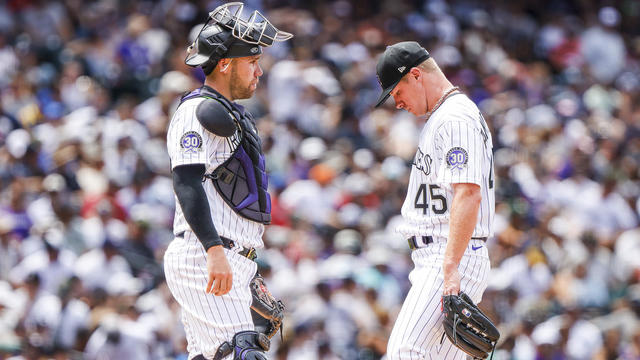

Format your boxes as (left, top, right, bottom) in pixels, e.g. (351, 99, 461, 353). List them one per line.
(442, 266, 461, 296)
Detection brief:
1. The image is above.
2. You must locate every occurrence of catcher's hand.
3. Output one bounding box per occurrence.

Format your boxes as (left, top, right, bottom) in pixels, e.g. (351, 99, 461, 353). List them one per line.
(250, 273, 284, 339)
(441, 292, 500, 359)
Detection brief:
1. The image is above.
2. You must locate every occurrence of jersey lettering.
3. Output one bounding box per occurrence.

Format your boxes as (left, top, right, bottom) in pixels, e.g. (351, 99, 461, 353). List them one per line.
(413, 148, 433, 176)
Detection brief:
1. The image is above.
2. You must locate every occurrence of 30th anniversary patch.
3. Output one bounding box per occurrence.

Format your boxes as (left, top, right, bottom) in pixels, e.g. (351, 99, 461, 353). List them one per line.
(180, 131, 203, 153)
(446, 147, 468, 170)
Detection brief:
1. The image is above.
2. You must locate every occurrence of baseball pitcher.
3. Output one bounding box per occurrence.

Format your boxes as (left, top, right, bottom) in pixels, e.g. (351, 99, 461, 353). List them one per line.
(375, 42, 499, 359)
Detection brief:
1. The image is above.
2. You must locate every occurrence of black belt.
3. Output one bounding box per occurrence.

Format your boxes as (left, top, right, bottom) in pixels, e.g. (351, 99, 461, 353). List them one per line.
(407, 235, 487, 250)
(176, 232, 257, 261)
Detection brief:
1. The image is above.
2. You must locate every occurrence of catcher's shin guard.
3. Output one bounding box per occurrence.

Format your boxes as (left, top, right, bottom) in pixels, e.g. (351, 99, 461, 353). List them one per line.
(214, 331, 270, 360)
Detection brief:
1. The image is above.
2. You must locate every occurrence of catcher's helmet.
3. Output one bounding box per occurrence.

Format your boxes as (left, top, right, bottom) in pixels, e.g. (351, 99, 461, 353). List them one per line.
(185, 2, 292, 72)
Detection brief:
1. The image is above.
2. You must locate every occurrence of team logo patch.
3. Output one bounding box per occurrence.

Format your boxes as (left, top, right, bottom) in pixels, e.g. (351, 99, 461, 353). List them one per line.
(462, 308, 471, 318)
(446, 147, 468, 170)
(180, 131, 203, 153)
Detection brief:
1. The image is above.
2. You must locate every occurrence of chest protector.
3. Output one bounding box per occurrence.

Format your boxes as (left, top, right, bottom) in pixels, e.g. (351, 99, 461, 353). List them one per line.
(179, 86, 271, 224)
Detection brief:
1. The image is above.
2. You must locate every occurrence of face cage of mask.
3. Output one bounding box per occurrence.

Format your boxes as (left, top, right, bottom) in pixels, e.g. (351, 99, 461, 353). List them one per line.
(207, 2, 292, 47)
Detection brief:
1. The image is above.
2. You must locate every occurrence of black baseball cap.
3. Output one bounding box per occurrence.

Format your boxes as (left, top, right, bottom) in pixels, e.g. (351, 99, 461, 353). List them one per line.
(375, 41, 430, 107)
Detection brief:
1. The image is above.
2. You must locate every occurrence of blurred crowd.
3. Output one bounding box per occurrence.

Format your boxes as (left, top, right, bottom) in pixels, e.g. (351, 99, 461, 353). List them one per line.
(0, 0, 639, 359)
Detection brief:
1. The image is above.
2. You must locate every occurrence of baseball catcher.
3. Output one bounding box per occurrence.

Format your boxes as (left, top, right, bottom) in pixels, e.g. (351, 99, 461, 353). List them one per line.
(164, 1, 291, 359)
(441, 292, 500, 359)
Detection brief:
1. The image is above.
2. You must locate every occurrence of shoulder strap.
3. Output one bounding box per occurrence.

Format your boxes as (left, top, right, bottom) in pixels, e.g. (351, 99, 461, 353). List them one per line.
(180, 86, 236, 114)
(199, 87, 236, 115)
(180, 86, 245, 132)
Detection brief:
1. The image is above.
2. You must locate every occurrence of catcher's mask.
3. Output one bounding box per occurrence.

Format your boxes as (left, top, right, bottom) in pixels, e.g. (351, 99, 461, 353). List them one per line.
(185, 2, 292, 73)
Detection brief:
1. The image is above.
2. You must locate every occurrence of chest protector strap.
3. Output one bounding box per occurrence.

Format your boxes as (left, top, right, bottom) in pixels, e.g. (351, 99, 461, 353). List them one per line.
(179, 87, 271, 224)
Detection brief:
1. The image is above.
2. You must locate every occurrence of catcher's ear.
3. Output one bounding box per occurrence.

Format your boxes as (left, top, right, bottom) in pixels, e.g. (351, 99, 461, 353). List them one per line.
(219, 58, 233, 73)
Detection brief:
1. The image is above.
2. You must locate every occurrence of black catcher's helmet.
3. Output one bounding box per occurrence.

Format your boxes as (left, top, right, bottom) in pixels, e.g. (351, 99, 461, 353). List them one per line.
(185, 2, 292, 74)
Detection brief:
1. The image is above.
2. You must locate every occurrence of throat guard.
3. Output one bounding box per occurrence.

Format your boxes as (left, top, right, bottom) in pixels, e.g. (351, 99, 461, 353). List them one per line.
(180, 86, 271, 224)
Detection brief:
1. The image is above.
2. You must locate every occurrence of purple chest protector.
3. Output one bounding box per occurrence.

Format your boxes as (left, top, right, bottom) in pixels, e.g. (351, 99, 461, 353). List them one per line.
(180, 87, 271, 224)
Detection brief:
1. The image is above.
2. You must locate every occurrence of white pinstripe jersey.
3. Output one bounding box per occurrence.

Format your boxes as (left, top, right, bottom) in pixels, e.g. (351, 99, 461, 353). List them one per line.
(397, 92, 495, 241)
(167, 97, 265, 248)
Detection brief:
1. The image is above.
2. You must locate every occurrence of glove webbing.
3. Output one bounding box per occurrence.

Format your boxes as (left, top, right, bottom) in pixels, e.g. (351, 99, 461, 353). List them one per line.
(440, 312, 496, 360)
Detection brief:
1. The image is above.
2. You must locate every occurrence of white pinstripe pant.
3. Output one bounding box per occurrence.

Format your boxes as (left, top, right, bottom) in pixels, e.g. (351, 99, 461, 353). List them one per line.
(164, 231, 258, 360)
(387, 239, 490, 360)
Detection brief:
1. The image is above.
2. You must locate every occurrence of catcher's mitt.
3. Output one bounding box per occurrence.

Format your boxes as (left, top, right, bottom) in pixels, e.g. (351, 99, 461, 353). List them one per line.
(441, 292, 500, 359)
(250, 273, 284, 339)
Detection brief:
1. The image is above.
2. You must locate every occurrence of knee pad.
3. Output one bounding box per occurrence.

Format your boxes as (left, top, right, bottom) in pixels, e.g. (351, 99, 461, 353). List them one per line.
(214, 330, 270, 360)
(233, 331, 270, 360)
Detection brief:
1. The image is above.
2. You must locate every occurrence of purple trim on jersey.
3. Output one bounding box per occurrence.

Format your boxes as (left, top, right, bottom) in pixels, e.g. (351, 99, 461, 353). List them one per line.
(234, 146, 259, 210)
(180, 88, 203, 103)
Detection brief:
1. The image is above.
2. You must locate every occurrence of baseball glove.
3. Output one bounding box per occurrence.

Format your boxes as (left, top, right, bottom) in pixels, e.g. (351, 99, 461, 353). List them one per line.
(250, 273, 284, 339)
(441, 292, 500, 359)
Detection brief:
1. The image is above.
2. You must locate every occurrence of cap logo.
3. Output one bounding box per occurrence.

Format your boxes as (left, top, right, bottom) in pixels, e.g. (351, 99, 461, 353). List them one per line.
(251, 47, 258, 53)
(398, 66, 406, 73)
